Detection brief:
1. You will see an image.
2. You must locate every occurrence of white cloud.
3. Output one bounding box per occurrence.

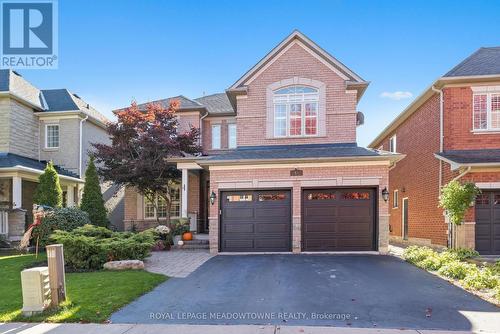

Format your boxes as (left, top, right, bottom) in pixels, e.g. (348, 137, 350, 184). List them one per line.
(380, 91, 413, 100)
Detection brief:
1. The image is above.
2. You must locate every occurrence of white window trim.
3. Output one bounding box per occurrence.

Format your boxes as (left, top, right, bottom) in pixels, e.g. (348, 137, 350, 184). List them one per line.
(273, 86, 319, 138)
(144, 190, 181, 220)
(45, 124, 60, 149)
(228, 123, 237, 149)
(389, 135, 397, 153)
(472, 91, 500, 132)
(211, 124, 221, 150)
(392, 190, 398, 209)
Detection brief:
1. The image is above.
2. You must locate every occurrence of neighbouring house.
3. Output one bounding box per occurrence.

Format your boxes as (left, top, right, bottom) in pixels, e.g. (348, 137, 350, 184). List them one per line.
(0, 69, 124, 243)
(369, 47, 500, 255)
(122, 30, 403, 254)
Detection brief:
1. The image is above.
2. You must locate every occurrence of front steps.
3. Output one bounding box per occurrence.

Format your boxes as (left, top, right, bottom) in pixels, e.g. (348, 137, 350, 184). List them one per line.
(172, 235, 209, 250)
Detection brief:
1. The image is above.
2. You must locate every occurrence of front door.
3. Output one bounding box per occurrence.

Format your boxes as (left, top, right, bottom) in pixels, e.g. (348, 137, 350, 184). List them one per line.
(402, 198, 409, 240)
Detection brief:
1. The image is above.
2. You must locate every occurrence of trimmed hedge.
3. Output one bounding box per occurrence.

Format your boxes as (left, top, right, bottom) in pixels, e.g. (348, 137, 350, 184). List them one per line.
(32, 207, 91, 247)
(50, 225, 156, 270)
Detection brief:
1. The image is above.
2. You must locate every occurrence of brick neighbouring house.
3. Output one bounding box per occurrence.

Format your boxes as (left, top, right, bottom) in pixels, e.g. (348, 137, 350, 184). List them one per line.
(122, 30, 403, 254)
(369, 47, 500, 255)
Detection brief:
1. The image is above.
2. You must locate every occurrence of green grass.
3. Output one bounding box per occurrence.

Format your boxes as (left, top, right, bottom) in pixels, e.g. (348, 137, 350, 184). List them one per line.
(0, 254, 167, 323)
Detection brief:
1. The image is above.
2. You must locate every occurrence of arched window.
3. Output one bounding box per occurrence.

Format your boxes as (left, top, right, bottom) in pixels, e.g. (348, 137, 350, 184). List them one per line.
(273, 86, 318, 137)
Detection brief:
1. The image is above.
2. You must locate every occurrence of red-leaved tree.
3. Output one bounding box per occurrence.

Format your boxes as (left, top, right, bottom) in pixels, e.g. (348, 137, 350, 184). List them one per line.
(92, 101, 201, 224)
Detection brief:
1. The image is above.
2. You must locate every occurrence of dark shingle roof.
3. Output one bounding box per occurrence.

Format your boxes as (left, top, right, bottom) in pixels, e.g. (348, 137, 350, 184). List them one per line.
(205, 143, 384, 161)
(0, 152, 80, 178)
(444, 47, 500, 77)
(194, 93, 234, 115)
(41, 89, 109, 123)
(136, 95, 203, 111)
(436, 149, 500, 165)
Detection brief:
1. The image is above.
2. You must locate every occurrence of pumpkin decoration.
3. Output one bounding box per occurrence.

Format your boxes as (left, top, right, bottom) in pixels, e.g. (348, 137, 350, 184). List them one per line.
(182, 231, 193, 241)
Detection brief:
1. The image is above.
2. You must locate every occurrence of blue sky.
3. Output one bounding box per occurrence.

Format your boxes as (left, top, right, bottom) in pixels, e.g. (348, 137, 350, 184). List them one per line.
(18, 0, 500, 146)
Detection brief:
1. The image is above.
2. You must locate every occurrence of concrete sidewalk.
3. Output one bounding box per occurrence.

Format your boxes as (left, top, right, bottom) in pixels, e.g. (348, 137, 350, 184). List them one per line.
(0, 323, 476, 334)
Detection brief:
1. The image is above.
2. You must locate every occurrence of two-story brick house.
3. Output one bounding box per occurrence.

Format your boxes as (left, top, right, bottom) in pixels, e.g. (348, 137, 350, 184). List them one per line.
(369, 47, 500, 255)
(0, 69, 123, 242)
(123, 31, 402, 254)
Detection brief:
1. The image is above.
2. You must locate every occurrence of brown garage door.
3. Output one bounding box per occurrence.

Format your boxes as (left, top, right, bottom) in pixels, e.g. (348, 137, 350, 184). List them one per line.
(303, 188, 375, 251)
(220, 190, 291, 252)
(475, 191, 500, 255)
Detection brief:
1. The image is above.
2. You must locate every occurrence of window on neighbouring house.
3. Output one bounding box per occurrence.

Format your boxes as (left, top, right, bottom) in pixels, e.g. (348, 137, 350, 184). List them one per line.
(393, 190, 399, 208)
(389, 135, 397, 153)
(228, 123, 237, 149)
(46, 124, 59, 148)
(473, 92, 500, 131)
(144, 184, 181, 219)
(211, 124, 221, 149)
(273, 86, 318, 137)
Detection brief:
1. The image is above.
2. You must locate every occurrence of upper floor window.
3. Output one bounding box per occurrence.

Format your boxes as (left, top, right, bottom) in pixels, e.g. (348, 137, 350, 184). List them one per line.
(273, 86, 318, 137)
(228, 123, 237, 149)
(389, 135, 397, 153)
(473, 92, 500, 131)
(46, 124, 59, 148)
(211, 124, 221, 149)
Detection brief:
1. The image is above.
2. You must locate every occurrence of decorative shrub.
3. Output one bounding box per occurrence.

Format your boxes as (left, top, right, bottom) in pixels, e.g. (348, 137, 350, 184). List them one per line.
(402, 246, 435, 264)
(50, 224, 155, 270)
(417, 253, 443, 271)
(32, 207, 91, 247)
(80, 157, 109, 227)
(33, 161, 63, 208)
(438, 261, 478, 280)
(461, 268, 499, 290)
(439, 181, 480, 225)
(445, 248, 479, 261)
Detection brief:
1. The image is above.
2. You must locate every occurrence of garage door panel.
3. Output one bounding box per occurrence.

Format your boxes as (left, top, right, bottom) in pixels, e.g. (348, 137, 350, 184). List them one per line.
(224, 208, 254, 219)
(221, 190, 291, 252)
(224, 223, 254, 234)
(255, 223, 289, 233)
(475, 191, 500, 255)
(255, 207, 290, 218)
(303, 188, 375, 252)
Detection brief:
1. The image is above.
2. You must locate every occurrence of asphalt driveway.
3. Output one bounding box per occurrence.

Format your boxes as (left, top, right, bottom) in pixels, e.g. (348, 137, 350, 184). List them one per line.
(111, 255, 500, 331)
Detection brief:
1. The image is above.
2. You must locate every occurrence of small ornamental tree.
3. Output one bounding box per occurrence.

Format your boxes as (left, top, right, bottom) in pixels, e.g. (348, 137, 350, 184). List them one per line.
(92, 101, 200, 224)
(34, 161, 63, 208)
(80, 157, 108, 227)
(439, 180, 481, 225)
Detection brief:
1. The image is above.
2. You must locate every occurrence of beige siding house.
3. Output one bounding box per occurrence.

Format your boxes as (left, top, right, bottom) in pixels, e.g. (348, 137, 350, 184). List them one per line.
(0, 70, 122, 243)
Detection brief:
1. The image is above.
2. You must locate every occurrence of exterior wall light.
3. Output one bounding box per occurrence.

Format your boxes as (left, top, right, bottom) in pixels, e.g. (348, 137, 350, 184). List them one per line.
(381, 187, 389, 202)
(210, 191, 217, 205)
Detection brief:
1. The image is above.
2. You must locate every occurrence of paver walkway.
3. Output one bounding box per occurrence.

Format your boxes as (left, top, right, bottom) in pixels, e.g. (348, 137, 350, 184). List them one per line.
(144, 250, 214, 278)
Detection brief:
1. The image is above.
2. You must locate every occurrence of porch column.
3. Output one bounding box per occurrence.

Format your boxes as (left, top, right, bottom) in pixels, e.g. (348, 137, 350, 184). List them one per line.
(12, 176, 22, 209)
(181, 168, 189, 218)
(66, 185, 75, 207)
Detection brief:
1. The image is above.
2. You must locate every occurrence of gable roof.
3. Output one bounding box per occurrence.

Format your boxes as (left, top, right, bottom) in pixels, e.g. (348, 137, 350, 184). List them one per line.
(444, 47, 500, 77)
(0, 69, 109, 125)
(134, 95, 204, 112)
(194, 93, 234, 115)
(368, 46, 500, 148)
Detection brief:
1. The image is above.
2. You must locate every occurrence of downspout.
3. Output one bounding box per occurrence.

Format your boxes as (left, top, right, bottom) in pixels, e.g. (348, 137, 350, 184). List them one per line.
(79, 115, 89, 178)
(199, 110, 209, 147)
(431, 85, 444, 187)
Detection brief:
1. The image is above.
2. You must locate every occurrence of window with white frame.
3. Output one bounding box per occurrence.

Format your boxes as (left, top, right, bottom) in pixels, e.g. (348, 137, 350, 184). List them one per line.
(393, 189, 399, 208)
(144, 184, 181, 219)
(273, 86, 318, 137)
(46, 124, 59, 148)
(228, 123, 237, 149)
(389, 135, 397, 153)
(211, 124, 221, 149)
(473, 92, 500, 131)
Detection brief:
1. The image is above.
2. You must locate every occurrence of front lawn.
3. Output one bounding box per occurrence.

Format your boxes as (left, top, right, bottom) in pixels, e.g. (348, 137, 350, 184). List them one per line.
(0, 254, 167, 323)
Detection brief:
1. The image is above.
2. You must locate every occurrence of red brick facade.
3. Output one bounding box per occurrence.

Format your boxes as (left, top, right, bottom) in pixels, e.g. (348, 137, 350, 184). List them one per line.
(373, 84, 500, 249)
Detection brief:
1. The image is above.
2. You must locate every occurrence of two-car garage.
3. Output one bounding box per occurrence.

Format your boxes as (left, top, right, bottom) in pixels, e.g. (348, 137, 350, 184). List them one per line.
(219, 188, 377, 252)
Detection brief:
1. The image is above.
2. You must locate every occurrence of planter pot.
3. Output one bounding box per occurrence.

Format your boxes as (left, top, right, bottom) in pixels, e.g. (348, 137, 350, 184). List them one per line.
(182, 231, 193, 241)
